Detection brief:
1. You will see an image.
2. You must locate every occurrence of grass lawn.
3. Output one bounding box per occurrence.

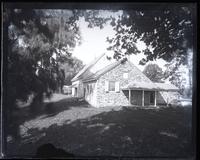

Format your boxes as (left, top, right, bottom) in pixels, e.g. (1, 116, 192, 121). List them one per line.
(6, 94, 193, 158)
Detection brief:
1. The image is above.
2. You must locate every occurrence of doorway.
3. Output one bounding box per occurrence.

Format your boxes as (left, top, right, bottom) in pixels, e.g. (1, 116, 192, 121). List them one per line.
(150, 92, 154, 104)
(84, 88, 86, 98)
(75, 87, 77, 97)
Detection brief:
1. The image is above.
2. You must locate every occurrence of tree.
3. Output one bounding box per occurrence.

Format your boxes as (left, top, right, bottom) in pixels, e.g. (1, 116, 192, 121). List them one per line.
(115, 5, 194, 65)
(143, 64, 164, 82)
(80, 5, 195, 94)
(80, 4, 195, 71)
(163, 58, 189, 96)
(165, 70, 186, 95)
(60, 57, 84, 86)
(3, 7, 81, 139)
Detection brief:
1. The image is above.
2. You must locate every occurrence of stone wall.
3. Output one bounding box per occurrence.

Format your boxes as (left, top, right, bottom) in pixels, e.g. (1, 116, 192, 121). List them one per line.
(157, 92, 167, 105)
(95, 61, 153, 107)
(158, 91, 180, 105)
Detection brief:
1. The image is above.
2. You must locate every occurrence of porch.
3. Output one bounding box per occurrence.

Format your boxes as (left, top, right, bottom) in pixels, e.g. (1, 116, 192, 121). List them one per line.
(121, 82, 179, 107)
(122, 89, 158, 107)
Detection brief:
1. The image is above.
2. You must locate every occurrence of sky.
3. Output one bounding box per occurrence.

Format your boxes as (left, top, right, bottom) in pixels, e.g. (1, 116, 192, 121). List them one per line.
(73, 17, 167, 71)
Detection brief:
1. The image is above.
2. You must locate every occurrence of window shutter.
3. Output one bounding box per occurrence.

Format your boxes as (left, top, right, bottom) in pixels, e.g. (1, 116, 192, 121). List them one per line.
(115, 81, 120, 92)
(105, 81, 109, 92)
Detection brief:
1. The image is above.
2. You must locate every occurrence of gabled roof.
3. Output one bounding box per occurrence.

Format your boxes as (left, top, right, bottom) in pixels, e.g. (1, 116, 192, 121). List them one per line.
(73, 53, 148, 83)
(72, 53, 153, 84)
(82, 60, 121, 82)
(71, 53, 105, 82)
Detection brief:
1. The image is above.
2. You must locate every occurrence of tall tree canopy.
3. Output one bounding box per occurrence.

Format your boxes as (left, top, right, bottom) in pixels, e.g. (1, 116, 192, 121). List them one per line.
(5, 9, 81, 108)
(3, 7, 83, 138)
(108, 5, 194, 65)
(80, 4, 195, 70)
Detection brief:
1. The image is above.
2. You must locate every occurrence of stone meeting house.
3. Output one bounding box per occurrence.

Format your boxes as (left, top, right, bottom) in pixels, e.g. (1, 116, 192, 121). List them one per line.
(71, 53, 179, 108)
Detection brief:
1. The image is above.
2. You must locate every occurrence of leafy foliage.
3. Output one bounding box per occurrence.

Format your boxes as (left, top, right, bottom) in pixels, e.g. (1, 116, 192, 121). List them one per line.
(4, 8, 82, 138)
(111, 5, 194, 66)
(5, 8, 80, 103)
(81, 5, 195, 67)
(60, 57, 84, 85)
(163, 57, 190, 96)
(143, 64, 164, 82)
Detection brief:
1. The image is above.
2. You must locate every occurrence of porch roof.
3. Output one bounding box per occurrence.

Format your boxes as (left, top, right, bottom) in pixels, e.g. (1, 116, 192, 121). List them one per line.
(154, 82, 179, 91)
(121, 82, 179, 91)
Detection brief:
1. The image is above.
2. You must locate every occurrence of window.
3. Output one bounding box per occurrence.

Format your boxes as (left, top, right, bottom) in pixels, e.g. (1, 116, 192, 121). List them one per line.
(86, 84, 93, 94)
(109, 81, 115, 91)
(123, 73, 128, 79)
(105, 81, 120, 92)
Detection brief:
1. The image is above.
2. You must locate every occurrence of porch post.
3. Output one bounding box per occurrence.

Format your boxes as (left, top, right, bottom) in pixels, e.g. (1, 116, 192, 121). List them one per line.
(129, 89, 131, 105)
(154, 91, 157, 107)
(72, 87, 75, 97)
(142, 90, 144, 107)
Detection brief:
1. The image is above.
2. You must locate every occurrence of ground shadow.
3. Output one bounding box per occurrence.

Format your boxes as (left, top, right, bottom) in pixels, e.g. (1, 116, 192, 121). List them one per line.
(7, 106, 193, 158)
(6, 96, 89, 141)
(42, 98, 89, 119)
(20, 97, 89, 121)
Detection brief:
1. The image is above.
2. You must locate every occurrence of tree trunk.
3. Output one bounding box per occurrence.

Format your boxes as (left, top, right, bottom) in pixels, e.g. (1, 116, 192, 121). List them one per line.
(30, 92, 44, 114)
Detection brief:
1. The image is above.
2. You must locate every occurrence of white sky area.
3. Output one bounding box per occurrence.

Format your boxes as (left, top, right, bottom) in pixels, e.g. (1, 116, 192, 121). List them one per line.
(73, 17, 167, 71)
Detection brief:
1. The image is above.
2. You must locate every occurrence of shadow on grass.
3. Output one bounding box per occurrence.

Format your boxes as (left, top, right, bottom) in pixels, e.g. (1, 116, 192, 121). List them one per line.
(19, 97, 89, 122)
(42, 98, 89, 119)
(7, 96, 89, 142)
(7, 106, 194, 158)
